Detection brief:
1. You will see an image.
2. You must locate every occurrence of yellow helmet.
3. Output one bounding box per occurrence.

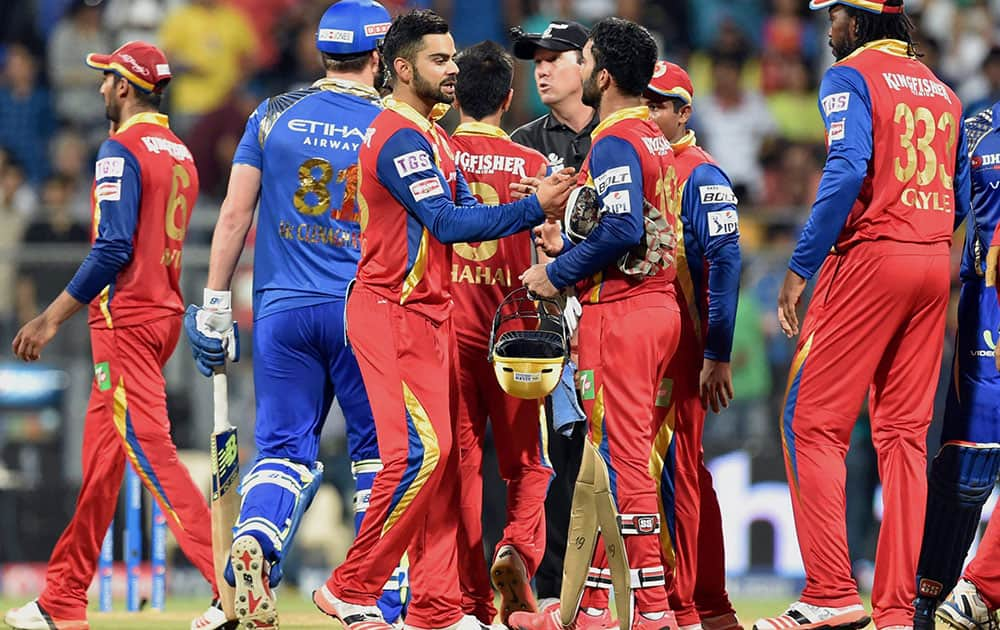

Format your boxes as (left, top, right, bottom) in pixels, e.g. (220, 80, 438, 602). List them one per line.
(488, 287, 569, 400)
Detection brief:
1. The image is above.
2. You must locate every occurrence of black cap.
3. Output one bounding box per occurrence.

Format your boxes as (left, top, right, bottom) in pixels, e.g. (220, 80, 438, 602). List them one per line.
(511, 20, 589, 60)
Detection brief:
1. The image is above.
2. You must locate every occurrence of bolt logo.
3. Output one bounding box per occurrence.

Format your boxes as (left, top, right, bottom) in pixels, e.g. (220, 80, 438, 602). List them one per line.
(578, 369, 595, 400)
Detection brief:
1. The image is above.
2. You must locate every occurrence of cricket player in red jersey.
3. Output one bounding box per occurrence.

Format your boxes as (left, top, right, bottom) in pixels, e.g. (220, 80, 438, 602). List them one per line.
(448, 41, 553, 625)
(511, 17, 681, 630)
(755, 2, 970, 629)
(311, 11, 574, 630)
(643, 61, 743, 630)
(8, 42, 230, 630)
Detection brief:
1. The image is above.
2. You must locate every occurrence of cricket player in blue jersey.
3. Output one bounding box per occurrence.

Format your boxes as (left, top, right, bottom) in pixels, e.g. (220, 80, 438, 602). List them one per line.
(184, 2, 407, 628)
(912, 102, 1000, 630)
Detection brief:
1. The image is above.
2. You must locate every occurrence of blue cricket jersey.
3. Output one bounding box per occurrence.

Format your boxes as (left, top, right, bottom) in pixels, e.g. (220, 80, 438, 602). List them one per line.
(232, 78, 383, 319)
(961, 102, 1000, 282)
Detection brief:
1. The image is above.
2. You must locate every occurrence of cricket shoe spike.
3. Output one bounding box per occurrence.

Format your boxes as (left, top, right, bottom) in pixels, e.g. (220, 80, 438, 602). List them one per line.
(509, 601, 618, 630)
(702, 613, 744, 630)
(752, 602, 870, 630)
(492, 545, 538, 624)
(191, 599, 240, 630)
(936, 579, 999, 630)
(912, 596, 936, 630)
(3, 599, 89, 630)
(313, 583, 392, 630)
(231, 535, 279, 629)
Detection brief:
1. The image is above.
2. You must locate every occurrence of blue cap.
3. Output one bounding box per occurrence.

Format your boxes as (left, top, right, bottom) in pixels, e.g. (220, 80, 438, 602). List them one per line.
(316, 0, 392, 55)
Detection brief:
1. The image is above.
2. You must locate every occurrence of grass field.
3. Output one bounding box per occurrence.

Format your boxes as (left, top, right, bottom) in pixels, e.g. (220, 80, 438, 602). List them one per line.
(0, 594, 847, 630)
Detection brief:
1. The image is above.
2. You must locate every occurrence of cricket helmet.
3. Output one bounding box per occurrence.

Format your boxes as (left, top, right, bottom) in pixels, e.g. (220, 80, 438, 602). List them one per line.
(488, 287, 569, 400)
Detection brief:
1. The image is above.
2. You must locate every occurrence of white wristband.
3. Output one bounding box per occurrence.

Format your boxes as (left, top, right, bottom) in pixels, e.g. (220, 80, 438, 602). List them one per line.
(203, 288, 232, 310)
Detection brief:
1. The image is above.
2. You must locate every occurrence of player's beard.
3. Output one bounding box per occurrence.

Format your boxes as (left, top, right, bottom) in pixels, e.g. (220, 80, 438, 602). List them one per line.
(581, 69, 602, 109)
(831, 37, 858, 61)
(413, 67, 455, 105)
(105, 94, 121, 124)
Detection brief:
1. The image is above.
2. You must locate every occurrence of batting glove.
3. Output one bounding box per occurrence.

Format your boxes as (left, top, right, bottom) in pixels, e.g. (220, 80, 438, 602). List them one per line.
(184, 289, 240, 377)
(563, 295, 582, 337)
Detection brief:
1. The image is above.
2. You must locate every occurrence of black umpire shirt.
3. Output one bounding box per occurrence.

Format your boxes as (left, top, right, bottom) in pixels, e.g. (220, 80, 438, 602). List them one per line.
(511, 111, 599, 172)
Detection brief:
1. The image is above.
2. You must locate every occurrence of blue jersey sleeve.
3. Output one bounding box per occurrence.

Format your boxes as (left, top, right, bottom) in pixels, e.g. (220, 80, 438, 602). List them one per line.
(788, 65, 872, 279)
(546, 136, 645, 289)
(66, 140, 141, 303)
(374, 128, 545, 243)
(231, 100, 266, 169)
(687, 163, 741, 362)
(954, 122, 971, 230)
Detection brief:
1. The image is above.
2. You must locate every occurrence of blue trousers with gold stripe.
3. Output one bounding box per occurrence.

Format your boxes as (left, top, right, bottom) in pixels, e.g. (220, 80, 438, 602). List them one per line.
(39, 317, 217, 621)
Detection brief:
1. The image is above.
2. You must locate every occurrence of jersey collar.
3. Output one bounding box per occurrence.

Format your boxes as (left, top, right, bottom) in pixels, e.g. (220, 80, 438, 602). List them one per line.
(671, 130, 697, 154)
(383, 96, 450, 133)
(591, 105, 649, 139)
(837, 38, 911, 64)
(312, 77, 381, 104)
(453, 121, 509, 139)
(116, 112, 169, 135)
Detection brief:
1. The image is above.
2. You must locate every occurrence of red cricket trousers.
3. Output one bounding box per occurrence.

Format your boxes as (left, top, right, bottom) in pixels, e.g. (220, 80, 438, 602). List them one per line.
(39, 317, 217, 620)
(781, 241, 949, 628)
(455, 338, 552, 623)
(660, 315, 736, 626)
(577, 292, 680, 614)
(964, 504, 1000, 608)
(328, 286, 463, 629)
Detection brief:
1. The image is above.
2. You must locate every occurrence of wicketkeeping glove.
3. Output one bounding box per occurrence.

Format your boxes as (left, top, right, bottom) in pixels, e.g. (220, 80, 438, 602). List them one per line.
(184, 289, 240, 377)
(563, 295, 582, 337)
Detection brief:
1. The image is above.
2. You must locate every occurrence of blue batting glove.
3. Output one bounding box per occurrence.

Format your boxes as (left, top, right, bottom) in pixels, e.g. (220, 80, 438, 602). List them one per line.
(184, 289, 240, 377)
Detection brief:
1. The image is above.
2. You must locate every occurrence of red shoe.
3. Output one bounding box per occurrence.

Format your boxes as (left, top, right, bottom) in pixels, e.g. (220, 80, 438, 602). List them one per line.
(508, 602, 617, 630)
(491, 545, 537, 624)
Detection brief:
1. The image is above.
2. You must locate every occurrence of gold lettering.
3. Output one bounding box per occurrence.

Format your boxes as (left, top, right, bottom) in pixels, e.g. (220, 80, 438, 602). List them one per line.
(451, 263, 459, 282)
(901, 188, 952, 211)
(476, 266, 491, 284)
(458, 265, 475, 284)
(493, 267, 510, 286)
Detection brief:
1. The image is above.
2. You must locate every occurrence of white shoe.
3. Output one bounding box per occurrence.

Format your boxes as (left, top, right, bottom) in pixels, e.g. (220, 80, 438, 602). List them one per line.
(937, 579, 999, 630)
(753, 602, 870, 630)
(313, 583, 391, 630)
(4, 599, 88, 630)
(231, 535, 278, 629)
(191, 600, 235, 630)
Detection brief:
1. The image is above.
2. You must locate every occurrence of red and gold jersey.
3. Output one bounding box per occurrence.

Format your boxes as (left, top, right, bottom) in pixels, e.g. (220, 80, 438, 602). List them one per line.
(449, 122, 549, 349)
(547, 107, 678, 304)
(81, 113, 199, 328)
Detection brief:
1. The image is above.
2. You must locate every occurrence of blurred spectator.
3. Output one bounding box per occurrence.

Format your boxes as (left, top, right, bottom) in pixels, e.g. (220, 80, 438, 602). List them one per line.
(694, 50, 778, 202)
(0, 44, 55, 185)
(0, 153, 39, 219)
(761, 140, 822, 213)
(0, 3, 42, 53)
(15, 174, 90, 324)
(761, 0, 817, 64)
(49, 129, 94, 221)
(102, 0, 182, 45)
(0, 149, 30, 340)
(158, 0, 258, 137)
(47, 0, 111, 138)
(687, 0, 764, 51)
(766, 57, 823, 144)
(939, 0, 992, 98)
(963, 46, 1000, 118)
(227, 0, 298, 71)
(186, 90, 258, 201)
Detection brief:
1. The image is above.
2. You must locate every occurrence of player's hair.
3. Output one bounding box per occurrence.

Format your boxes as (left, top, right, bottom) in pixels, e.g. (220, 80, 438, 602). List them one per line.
(847, 1, 919, 57)
(131, 82, 163, 109)
(454, 41, 513, 120)
(589, 18, 657, 98)
(321, 50, 374, 74)
(381, 9, 449, 79)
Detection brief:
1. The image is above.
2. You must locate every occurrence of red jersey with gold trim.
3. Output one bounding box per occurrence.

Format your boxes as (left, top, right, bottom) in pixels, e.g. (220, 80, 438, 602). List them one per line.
(78, 113, 198, 328)
(449, 122, 548, 348)
(546, 107, 677, 304)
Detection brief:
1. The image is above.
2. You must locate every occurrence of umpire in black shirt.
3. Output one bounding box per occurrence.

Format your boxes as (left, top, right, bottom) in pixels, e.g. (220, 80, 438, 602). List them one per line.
(510, 19, 598, 608)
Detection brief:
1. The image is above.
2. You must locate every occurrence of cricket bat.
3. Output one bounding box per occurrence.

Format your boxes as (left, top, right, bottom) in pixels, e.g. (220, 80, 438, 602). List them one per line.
(210, 369, 239, 619)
